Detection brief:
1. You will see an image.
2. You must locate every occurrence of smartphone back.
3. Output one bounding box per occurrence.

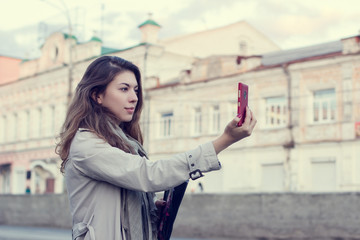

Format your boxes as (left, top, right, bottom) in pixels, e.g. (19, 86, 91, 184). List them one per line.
(237, 82, 248, 126)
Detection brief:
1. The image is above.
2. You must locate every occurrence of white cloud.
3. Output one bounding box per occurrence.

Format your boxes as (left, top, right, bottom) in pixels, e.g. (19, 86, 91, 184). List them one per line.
(1, 0, 360, 57)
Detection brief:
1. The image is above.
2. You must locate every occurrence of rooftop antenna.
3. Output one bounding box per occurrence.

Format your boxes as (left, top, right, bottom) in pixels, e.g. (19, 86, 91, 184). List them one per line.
(37, 21, 48, 48)
(101, 2, 105, 40)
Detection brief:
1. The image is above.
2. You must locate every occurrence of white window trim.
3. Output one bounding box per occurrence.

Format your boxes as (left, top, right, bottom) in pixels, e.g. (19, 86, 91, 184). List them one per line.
(310, 157, 337, 192)
(261, 162, 285, 192)
(158, 111, 174, 139)
(263, 96, 287, 129)
(311, 89, 336, 124)
(209, 105, 220, 134)
(192, 107, 202, 136)
(1, 115, 6, 143)
(0, 164, 11, 194)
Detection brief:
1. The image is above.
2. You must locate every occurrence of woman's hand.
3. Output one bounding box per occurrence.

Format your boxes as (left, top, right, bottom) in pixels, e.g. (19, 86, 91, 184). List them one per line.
(212, 107, 257, 154)
(155, 199, 166, 219)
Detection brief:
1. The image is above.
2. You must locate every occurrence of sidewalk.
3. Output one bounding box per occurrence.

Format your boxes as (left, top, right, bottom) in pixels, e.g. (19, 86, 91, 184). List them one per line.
(0, 225, 70, 240)
(0, 225, 204, 240)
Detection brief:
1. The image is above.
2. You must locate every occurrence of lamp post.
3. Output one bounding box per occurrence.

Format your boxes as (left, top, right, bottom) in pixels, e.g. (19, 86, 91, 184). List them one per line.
(40, 0, 74, 105)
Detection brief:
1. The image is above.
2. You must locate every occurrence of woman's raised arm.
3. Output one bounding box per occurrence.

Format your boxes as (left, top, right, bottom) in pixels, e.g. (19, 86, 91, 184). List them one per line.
(212, 107, 257, 154)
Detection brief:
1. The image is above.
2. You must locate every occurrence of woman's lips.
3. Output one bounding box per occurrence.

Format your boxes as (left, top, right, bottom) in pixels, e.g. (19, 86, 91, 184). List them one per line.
(125, 107, 135, 114)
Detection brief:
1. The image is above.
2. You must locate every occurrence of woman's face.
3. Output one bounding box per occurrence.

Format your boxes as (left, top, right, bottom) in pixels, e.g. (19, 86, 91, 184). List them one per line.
(97, 71, 139, 123)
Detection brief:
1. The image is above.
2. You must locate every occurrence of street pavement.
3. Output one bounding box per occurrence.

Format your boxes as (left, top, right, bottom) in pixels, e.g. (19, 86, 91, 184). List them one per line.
(0, 225, 204, 240)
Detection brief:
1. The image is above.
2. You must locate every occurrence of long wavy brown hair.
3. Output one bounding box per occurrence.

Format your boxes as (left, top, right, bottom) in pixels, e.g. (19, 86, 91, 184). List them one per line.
(56, 56, 144, 173)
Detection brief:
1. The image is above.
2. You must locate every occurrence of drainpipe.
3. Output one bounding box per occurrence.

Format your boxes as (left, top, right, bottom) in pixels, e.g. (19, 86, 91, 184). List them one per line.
(143, 43, 150, 151)
(67, 32, 73, 106)
(282, 64, 295, 191)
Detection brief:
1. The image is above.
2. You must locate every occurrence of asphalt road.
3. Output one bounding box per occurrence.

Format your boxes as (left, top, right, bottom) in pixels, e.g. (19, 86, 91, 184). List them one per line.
(0, 225, 205, 240)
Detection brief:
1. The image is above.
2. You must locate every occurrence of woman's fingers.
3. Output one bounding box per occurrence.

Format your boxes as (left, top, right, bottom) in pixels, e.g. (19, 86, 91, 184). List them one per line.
(239, 107, 256, 137)
(155, 199, 166, 208)
(234, 116, 242, 127)
(244, 107, 252, 125)
(249, 111, 257, 130)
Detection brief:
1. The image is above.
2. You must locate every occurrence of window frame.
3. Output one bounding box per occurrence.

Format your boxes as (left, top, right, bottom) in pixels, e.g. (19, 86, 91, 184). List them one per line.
(263, 96, 287, 129)
(192, 107, 202, 136)
(312, 88, 336, 124)
(210, 105, 220, 134)
(158, 111, 174, 138)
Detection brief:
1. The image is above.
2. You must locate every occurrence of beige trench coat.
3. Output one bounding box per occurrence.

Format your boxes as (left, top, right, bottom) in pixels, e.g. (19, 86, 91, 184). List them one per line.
(65, 129, 221, 240)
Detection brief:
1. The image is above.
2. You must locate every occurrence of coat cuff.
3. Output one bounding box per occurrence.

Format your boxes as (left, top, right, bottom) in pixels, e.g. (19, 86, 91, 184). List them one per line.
(186, 142, 221, 180)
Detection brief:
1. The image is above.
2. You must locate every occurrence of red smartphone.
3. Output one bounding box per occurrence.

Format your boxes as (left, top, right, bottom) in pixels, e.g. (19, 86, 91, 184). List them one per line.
(237, 82, 248, 126)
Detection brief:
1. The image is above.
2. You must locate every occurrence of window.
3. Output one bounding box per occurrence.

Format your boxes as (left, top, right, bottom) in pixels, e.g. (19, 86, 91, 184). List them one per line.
(265, 96, 287, 128)
(33, 108, 43, 138)
(14, 167, 26, 194)
(229, 101, 238, 120)
(7, 113, 18, 142)
(210, 105, 220, 133)
(18, 111, 26, 141)
(261, 163, 284, 191)
(38, 108, 43, 137)
(0, 164, 11, 194)
(14, 113, 19, 141)
(160, 112, 173, 137)
(50, 45, 59, 62)
(50, 105, 56, 136)
(313, 89, 336, 123)
(0, 115, 6, 143)
(25, 110, 30, 139)
(239, 41, 248, 55)
(31, 108, 42, 138)
(193, 107, 202, 135)
(45, 178, 55, 193)
(311, 157, 336, 192)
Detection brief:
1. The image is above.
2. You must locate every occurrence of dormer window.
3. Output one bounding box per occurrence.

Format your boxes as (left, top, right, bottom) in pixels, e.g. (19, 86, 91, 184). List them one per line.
(239, 41, 247, 55)
(50, 45, 59, 62)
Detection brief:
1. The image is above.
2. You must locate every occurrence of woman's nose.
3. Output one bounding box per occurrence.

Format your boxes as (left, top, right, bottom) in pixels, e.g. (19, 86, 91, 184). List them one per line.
(129, 90, 138, 102)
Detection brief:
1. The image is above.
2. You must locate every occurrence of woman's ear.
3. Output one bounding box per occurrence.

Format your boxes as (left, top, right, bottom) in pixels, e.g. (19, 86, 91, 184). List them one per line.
(91, 91, 102, 104)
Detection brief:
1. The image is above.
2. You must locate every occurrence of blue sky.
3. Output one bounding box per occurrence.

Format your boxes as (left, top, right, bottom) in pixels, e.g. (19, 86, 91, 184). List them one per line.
(1, 0, 359, 58)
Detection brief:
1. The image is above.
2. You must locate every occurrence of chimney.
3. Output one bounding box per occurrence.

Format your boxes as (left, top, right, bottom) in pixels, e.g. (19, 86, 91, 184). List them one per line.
(341, 35, 360, 54)
(138, 13, 161, 44)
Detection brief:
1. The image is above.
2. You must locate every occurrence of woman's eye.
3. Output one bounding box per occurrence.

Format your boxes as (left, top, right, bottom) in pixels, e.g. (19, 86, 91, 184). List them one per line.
(120, 88, 128, 92)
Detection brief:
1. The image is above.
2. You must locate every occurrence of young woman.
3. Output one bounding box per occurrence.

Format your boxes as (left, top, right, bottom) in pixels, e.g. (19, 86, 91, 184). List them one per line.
(56, 56, 256, 240)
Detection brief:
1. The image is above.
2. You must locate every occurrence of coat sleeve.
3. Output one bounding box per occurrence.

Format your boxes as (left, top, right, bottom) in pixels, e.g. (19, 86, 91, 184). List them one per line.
(68, 130, 221, 192)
